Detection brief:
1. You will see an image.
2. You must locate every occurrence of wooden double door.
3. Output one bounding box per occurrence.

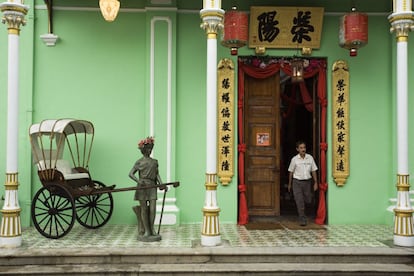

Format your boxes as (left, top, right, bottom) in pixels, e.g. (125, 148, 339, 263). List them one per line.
(244, 73, 281, 217)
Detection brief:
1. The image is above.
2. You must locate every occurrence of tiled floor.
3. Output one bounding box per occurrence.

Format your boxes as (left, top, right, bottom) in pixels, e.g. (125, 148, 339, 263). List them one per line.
(21, 223, 393, 249)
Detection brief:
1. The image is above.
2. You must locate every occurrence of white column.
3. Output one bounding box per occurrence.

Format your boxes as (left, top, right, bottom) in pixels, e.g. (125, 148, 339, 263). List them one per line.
(206, 38, 217, 174)
(7, 33, 19, 172)
(200, 2, 224, 247)
(388, 0, 414, 247)
(0, 0, 29, 248)
(397, 41, 408, 173)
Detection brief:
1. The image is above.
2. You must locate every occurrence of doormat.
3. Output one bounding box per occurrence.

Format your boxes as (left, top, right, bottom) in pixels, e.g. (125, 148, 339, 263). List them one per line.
(280, 220, 326, 230)
(244, 222, 284, 230)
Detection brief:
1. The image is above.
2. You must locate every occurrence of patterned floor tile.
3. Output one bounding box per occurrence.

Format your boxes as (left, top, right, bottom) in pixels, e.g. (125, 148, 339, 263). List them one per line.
(19, 223, 394, 249)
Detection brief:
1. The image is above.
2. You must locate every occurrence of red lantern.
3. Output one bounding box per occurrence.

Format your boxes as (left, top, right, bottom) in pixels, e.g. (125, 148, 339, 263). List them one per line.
(339, 8, 368, 57)
(221, 7, 248, 55)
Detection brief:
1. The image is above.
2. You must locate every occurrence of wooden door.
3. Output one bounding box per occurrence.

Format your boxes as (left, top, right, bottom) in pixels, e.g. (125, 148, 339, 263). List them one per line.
(244, 73, 280, 217)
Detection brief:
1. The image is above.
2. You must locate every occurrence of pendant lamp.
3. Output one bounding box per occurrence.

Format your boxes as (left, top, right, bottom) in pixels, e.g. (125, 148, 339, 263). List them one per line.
(99, 0, 120, 22)
(221, 6, 248, 55)
(339, 7, 368, 56)
(291, 58, 304, 83)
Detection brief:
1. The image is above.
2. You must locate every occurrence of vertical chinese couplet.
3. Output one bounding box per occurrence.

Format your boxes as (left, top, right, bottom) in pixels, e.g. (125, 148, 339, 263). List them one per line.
(217, 58, 234, 185)
(332, 60, 350, 186)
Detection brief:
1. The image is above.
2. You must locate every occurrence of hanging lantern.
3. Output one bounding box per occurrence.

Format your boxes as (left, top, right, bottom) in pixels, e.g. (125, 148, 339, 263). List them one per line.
(99, 0, 120, 22)
(221, 7, 248, 55)
(291, 58, 304, 83)
(339, 7, 368, 57)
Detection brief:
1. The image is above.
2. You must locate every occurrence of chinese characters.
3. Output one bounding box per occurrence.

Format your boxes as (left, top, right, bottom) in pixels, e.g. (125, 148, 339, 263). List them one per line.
(217, 59, 235, 185)
(250, 7, 324, 50)
(291, 11, 314, 43)
(257, 11, 280, 43)
(332, 60, 350, 186)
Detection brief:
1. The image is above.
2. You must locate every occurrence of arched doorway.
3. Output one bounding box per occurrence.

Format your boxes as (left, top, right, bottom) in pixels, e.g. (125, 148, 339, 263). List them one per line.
(237, 57, 327, 225)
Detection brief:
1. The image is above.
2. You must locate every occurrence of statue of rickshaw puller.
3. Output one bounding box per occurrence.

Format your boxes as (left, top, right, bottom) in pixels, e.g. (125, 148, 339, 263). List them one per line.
(129, 137, 162, 242)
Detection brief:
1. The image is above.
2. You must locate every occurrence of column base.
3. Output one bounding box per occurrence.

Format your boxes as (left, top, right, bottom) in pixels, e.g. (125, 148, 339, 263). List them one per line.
(0, 236, 22, 248)
(394, 235, 414, 247)
(201, 234, 221, 247)
(393, 211, 414, 246)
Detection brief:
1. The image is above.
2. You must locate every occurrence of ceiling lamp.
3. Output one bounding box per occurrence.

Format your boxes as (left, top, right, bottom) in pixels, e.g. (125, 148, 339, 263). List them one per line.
(339, 7, 368, 56)
(291, 58, 304, 83)
(221, 7, 248, 55)
(99, 0, 120, 22)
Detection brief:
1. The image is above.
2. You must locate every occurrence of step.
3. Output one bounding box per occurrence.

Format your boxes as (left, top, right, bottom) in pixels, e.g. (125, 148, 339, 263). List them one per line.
(1, 246, 413, 266)
(1, 263, 414, 275)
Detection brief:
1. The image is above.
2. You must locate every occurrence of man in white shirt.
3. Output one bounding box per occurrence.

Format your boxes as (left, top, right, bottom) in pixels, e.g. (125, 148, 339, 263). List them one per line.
(288, 141, 318, 226)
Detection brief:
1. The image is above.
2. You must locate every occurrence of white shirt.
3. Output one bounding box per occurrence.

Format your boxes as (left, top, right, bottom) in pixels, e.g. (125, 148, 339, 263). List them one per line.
(288, 153, 318, 180)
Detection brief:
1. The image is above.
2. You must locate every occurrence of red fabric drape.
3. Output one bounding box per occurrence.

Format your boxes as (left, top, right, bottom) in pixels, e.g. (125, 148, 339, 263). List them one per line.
(237, 58, 327, 225)
(237, 68, 248, 224)
(315, 61, 327, 225)
(279, 66, 314, 112)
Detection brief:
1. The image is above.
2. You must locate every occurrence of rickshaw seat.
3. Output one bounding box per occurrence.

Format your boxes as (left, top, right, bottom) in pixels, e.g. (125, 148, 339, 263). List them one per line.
(37, 159, 89, 180)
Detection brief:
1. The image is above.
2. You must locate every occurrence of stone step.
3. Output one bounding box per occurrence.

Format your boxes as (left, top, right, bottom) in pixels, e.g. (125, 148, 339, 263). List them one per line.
(1, 246, 413, 275)
(1, 263, 414, 275)
(10, 255, 411, 266)
(1, 247, 414, 265)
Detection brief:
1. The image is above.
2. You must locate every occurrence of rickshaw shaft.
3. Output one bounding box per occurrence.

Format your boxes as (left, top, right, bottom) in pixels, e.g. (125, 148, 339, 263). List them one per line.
(89, 181, 180, 195)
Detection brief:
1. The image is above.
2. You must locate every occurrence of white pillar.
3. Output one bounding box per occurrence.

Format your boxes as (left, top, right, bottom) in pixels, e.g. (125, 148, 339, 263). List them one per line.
(0, 0, 28, 248)
(200, 2, 224, 247)
(388, 0, 414, 247)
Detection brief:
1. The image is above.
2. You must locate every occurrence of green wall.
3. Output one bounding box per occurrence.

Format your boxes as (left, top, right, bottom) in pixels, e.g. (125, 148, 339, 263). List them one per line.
(176, 13, 238, 224)
(325, 15, 395, 224)
(234, 15, 395, 225)
(32, 9, 148, 225)
(0, 2, 411, 228)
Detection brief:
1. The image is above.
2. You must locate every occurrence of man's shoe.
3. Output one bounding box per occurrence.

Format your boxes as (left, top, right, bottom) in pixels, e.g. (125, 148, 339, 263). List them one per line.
(300, 216, 307, 226)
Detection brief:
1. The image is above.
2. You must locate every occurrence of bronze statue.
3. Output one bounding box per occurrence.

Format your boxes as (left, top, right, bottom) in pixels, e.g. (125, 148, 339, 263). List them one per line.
(129, 137, 162, 242)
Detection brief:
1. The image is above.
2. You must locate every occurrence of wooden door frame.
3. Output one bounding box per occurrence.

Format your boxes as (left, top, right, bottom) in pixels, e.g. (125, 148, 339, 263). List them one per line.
(236, 57, 328, 224)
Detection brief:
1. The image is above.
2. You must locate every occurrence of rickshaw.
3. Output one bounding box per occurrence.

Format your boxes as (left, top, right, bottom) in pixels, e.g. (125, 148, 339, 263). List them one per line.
(29, 119, 115, 239)
(29, 119, 179, 239)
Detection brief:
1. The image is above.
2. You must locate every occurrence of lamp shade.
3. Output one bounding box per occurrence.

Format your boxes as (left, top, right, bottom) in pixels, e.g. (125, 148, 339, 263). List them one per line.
(99, 0, 120, 22)
(339, 8, 368, 57)
(221, 8, 248, 55)
(291, 58, 304, 83)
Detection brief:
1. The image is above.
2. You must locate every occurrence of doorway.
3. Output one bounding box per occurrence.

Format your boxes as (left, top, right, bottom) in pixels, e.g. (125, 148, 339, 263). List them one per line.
(240, 57, 324, 222)
(279, 72, 320, 217)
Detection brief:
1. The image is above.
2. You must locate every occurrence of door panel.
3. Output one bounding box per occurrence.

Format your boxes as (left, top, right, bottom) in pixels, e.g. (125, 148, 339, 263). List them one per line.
(244, 74, 280, 217)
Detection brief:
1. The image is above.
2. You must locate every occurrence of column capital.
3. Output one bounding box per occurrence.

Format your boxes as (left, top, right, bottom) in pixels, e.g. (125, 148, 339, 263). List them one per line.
(388, 12, 414, 41)
(0, 2, 28, 34)
(200, 9, 224, 38)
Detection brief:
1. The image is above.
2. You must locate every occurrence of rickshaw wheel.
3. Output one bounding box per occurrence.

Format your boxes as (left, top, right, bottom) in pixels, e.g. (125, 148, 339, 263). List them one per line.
(31, 183, 76, 239)
(75, 180, 114, 229)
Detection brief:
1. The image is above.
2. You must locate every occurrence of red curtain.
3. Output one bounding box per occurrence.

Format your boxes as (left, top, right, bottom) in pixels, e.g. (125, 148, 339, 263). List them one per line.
(237, 58, 327, 225)
(315, 62, 327, 225)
